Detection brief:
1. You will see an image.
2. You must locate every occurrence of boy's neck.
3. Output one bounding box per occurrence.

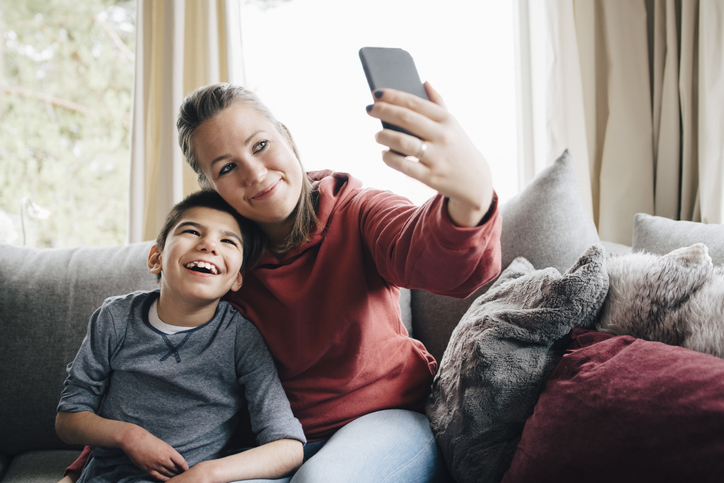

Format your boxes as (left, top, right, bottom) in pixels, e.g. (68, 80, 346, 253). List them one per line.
(156, 290, 221, 328)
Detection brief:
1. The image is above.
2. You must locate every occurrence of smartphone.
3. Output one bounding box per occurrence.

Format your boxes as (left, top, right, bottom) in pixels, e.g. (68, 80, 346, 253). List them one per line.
(359, 47, 429, 137)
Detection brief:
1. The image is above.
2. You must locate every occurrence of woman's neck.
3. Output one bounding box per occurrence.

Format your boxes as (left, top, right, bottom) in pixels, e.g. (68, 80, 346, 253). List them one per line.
(260, 218, 295, 254)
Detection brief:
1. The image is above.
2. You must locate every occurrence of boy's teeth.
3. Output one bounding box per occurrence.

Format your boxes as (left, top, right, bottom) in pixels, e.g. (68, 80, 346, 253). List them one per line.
(186, 261, 218, 274)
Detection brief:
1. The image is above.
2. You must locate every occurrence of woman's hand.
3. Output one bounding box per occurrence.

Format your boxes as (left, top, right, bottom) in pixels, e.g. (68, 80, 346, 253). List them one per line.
(366, 83, 495, 227)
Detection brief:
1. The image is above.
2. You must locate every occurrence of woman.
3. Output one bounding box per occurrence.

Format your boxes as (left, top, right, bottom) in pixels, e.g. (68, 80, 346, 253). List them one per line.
(64, 81, 501, 482)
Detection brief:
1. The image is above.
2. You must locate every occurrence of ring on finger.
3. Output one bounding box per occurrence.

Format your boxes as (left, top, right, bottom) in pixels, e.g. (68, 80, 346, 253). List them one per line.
(414, 141, 427, 160)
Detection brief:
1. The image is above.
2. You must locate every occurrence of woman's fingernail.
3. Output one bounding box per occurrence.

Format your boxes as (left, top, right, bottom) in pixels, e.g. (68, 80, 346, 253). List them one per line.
(374, 90, 383, 99)
(366, 104, 373, 112)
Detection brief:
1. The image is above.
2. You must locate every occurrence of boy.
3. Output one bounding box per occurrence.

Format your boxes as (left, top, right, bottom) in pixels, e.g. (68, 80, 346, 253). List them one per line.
(56, 190, 305, 483)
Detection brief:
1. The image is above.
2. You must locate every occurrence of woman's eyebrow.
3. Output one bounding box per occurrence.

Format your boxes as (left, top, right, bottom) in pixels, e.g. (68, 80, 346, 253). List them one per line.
(209, 130, 267, 168)
(245, 130, 265, 145)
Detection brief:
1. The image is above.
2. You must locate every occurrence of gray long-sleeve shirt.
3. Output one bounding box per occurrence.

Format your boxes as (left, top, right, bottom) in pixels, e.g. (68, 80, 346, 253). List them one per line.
(58, 290, 305, 483)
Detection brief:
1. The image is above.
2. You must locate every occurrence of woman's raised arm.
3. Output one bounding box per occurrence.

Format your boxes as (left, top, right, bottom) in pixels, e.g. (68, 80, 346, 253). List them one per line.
(366, 82, 495, 227)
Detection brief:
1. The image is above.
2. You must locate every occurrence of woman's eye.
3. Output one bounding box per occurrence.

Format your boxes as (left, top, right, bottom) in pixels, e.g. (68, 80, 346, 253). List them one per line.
(218, 162, 236, 176)
(253, 140, 268, 154)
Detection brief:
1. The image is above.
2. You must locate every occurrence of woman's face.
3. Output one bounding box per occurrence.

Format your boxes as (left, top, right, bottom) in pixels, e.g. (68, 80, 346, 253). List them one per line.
(192, 104, 304, 241)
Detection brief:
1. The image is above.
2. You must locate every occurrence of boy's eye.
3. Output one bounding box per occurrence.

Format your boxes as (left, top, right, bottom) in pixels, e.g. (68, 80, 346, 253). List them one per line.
(182, 229, 200, 236)
(222, 238, 238, 247)
(253, 140, 268, 154)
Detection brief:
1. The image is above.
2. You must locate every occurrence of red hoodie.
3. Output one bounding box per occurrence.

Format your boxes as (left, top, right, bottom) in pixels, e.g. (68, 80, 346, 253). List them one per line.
(225, 171, 502, 441)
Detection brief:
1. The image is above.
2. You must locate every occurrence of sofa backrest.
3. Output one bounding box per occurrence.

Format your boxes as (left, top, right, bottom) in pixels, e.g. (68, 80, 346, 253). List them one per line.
(0, 241, 158, 455)
(0, 240, 415, 456)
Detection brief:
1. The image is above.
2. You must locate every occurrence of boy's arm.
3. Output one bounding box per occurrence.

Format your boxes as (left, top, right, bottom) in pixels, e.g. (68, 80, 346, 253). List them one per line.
(57, 299, 188, 481)
(167, 438, 303, 483)
(56, 410, 189, 481)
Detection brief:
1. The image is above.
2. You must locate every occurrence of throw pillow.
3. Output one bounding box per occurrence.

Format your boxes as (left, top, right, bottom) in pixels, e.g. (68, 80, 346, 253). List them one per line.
(597, 243, 724, 357)
(412, 149, 601, 363)
(502, 329, 724, 483)
(427, 244, 609, 483)
(632, 213, 724, 265)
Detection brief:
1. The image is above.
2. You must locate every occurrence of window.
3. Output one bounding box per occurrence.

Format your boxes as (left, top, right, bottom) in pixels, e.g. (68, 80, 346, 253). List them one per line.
(0, 0, 135, 248)
(239, 0, 519, 206)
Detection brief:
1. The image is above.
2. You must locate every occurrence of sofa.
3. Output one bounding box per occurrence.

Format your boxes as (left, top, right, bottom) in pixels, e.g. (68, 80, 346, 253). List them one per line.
(2, 151, 724, 482)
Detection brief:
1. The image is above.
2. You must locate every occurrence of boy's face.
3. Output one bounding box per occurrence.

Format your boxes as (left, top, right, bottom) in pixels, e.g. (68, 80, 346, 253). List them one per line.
(148, 206, 245, 302)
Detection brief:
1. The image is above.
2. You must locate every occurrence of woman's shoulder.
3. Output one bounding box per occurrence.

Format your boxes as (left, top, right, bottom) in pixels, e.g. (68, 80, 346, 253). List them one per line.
(309, 170, 368, 220)
(308, 169, 362, 193)
(308, 169, 408, 206)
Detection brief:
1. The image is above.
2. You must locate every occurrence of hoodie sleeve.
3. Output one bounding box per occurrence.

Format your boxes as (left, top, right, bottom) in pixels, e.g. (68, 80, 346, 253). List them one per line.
(355, 190, 502, 298)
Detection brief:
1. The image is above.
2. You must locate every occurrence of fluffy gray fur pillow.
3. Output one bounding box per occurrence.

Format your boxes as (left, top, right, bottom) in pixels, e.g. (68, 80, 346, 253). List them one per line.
(427, 244, 609, 483)
(598, 243, 724, 358)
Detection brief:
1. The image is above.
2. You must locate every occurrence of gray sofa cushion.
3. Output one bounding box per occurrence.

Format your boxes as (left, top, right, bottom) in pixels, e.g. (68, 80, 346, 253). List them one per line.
(412, 150, 601, 362)
(632, 213, 724, 265)
(0, 241, 157, 456)
(0, 450, 80, 483)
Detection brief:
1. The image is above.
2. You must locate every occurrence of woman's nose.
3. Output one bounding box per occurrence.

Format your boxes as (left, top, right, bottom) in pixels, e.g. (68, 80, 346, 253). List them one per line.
(238, 158, 267, 186)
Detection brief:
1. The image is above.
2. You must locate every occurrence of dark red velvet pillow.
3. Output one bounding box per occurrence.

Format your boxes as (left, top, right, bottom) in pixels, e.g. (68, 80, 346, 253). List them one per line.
(502, 329, 724, 483)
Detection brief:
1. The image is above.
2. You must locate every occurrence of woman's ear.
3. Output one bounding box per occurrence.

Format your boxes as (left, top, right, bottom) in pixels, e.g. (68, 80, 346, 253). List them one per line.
(229, 271, 243, 292)
(148, 245, 163, 274)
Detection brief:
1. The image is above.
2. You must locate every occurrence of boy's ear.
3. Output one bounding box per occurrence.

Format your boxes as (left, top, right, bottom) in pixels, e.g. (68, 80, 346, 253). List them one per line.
(148, 245, 163, 274)
(229, 272, 243, 292)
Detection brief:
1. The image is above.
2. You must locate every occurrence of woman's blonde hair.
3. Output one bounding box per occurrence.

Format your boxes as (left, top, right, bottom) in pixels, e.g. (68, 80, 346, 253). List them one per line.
(177, 83, 319, 254)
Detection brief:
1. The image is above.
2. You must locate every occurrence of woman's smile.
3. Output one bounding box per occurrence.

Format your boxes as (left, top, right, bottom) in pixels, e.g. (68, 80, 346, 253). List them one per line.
(250, 178, 282, 201)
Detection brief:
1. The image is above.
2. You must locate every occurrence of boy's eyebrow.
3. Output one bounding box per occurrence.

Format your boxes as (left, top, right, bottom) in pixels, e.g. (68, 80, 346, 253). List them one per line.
(176, 221, 243, 244)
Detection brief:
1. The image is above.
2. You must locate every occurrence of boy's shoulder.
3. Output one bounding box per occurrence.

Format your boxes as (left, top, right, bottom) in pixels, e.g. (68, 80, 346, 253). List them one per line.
(100, 289, 158, 309)
(217, 300, 255, 328)
(216, 301, 264, 341)
(95, 290, 158, 325)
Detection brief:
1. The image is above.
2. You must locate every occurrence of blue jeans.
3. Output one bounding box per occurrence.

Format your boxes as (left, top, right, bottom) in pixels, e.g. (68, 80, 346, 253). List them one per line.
(239, 409, 452, 483)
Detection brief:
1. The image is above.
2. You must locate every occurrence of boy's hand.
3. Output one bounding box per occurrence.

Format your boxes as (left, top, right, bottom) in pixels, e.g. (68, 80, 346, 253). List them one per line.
(56, 412, 189, 482)
(121, 425, 189, 481)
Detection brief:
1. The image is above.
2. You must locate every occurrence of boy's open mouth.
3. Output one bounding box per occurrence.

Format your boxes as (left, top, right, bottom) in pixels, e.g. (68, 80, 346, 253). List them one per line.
(185, 261, 219, 275)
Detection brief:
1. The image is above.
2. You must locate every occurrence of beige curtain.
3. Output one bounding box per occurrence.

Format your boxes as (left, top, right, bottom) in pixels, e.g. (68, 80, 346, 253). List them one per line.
(537, 0, 724, 244)
(128, 0, 231, 243)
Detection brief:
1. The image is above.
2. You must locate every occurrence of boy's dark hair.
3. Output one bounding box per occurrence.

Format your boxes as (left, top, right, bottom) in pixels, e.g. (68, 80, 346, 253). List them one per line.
(155, 190, 265, 281)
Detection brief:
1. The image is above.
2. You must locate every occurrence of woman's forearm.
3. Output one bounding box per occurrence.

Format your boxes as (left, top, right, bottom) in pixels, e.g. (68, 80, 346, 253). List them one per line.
(201, 439, 303, 483)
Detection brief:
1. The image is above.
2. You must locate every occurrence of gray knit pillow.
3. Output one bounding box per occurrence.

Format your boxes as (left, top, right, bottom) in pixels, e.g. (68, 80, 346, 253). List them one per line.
(427, 244, 609, 483)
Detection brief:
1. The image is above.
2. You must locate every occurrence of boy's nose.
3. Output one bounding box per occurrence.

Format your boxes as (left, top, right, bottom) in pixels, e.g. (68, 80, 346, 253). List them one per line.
(197, 237, 218, 254)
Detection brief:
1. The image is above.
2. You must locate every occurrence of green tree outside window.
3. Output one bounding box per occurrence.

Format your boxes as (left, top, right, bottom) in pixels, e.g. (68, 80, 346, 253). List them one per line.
(1, 0, 135, 247)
